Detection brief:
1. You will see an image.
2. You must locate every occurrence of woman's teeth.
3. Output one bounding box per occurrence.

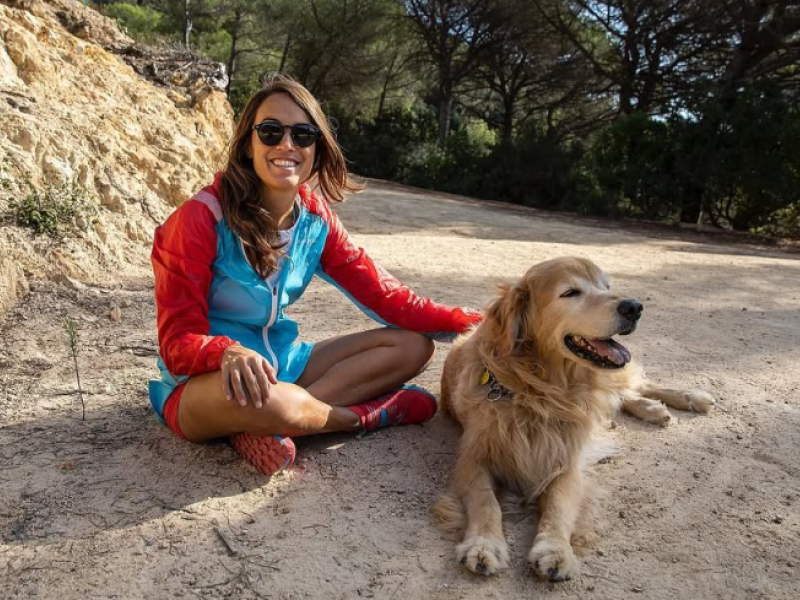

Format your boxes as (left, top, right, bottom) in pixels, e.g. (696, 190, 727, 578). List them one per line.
(272, 159, 297, 168)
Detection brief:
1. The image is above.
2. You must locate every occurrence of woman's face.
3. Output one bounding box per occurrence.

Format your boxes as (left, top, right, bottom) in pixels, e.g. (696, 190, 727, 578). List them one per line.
(249, 92, 316, 201)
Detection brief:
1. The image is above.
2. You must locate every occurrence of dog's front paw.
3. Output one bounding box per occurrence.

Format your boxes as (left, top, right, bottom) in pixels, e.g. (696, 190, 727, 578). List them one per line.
(456, 535, 509, 576)
(528, 537, 579, 582)
(639, 401, 671, 427)
(685, 389, 715, 414)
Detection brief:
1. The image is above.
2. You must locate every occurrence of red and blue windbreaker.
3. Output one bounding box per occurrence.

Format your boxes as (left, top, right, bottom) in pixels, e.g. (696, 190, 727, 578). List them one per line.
(148, 177, 482, 419)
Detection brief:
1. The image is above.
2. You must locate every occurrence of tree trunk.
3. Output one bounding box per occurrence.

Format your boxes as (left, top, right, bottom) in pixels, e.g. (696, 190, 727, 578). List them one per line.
(279, 35, 291, 72)
(225, 9, 242, 97)
(500, 95, 514, 145)
(184, 0, 193, 49)
(377, 55, 397, 120)
(437, 79, 454, 144)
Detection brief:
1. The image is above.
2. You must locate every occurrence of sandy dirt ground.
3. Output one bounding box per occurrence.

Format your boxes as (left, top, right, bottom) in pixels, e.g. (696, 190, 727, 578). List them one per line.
(1, 180, 799, 600)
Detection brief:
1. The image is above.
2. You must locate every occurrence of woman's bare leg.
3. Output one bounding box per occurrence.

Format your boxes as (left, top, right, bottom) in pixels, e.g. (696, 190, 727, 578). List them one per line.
(296, 328, 435, 406)
(178, 328, 435, 442)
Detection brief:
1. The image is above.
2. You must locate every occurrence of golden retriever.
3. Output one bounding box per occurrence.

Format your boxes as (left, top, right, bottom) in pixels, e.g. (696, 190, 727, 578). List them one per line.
(434, 257, 714, 581)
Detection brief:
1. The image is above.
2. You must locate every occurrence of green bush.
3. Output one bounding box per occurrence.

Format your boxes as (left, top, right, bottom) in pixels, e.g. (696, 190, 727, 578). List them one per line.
(578, 113, 678, 220)
(334, 104, 439, 181)
(575, 86, 800, 234)
(196, 29, 233, 64)
(479, 126, 585, 209)
(6, 175, 97, 239)
(101, 3, 169, 42)
(754, 205, 800, 240)
(337, 108, 583, 209)
(687, 85, 800, 231)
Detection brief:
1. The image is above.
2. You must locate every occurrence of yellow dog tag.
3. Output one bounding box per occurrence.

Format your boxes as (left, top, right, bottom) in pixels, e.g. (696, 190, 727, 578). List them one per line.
(480, 369, 491, 386)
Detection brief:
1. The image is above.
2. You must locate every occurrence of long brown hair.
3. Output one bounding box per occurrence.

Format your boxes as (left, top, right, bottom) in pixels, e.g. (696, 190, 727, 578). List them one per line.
(219, 74, 363, 277)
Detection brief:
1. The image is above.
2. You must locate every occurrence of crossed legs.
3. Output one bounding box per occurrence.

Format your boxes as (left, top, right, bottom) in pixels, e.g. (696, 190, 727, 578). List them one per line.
(177, 328, 434, 442)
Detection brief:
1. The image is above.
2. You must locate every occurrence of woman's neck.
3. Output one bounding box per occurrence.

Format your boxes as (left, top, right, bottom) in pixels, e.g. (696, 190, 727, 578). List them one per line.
(261, 188, 297, 230)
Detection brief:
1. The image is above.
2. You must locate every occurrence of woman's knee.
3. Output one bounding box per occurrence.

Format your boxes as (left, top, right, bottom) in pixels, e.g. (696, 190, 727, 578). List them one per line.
(259, 385, 329, 434)
(391, 329, 435, 374)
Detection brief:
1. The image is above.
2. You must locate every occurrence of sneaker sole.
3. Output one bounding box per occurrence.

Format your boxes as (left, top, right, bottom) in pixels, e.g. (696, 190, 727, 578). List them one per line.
(231, 433, 296, 476)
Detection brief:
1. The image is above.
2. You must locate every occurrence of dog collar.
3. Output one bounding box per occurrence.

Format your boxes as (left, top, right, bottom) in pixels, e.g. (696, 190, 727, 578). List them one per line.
(480, 368, 514, 402)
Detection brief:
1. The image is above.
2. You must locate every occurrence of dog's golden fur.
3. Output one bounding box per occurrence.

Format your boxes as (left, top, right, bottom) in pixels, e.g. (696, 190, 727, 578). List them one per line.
(434, 257, 714, 581)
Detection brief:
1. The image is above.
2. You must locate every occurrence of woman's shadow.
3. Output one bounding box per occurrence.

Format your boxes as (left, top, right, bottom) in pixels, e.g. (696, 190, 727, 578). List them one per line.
(0, 400, 316, 545)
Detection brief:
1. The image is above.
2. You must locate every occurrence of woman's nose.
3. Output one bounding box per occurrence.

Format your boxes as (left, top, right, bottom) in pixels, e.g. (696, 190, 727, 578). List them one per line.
(276, 129, 295, 149)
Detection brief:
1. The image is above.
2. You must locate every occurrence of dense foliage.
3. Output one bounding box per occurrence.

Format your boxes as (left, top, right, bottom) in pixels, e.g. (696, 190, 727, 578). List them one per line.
(94, 0, 800, 238)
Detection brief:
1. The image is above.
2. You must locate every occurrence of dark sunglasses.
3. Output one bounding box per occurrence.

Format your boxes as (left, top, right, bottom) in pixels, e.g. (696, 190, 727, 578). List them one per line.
(252, 120, 321, 148)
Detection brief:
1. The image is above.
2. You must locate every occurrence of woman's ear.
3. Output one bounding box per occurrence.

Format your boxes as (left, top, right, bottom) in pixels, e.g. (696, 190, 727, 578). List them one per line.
(486, 280, 534, 356)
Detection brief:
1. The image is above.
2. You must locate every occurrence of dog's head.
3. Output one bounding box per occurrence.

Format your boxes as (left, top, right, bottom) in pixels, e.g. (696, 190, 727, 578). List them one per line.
(486, 257, 642, 370)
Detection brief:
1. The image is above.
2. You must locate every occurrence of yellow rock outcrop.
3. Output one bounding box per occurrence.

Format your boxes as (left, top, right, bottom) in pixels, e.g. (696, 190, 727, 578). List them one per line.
(0, 0, 234, 316)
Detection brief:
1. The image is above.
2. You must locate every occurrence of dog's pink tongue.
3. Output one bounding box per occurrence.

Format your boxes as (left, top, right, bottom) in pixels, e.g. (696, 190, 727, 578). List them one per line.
(590, 339, 631, 365)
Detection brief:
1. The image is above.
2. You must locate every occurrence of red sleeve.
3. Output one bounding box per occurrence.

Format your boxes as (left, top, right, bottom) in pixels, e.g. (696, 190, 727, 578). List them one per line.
(152, 199, 239, 376)
(301, 186, 483, 338)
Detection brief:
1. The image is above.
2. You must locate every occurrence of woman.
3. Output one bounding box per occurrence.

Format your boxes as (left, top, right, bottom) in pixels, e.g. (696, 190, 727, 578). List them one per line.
(149, 75, 481, 476)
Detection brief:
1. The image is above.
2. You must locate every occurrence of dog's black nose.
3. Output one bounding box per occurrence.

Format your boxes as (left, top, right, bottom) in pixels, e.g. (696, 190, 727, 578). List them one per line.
(618, 299, 643, 321)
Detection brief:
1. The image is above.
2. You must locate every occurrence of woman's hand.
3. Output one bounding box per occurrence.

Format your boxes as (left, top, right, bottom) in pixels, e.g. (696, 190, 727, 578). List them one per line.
(220, 345, 278, 409)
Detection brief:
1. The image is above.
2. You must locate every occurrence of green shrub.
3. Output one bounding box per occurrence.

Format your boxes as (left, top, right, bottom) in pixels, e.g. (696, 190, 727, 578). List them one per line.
(578, 112, 679, 220)
(6, 174, 98, 239)
(333, 104, 439, 181)
(101, 3, 169, 43)
(196, 29, 233, 64)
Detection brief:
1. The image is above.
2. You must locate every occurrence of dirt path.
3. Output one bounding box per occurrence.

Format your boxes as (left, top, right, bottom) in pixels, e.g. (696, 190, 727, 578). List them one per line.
(2, 181, 799, 600)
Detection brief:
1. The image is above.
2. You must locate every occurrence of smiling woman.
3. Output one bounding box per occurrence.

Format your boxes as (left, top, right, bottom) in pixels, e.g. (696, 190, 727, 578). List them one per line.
(148, 74, 483, 476)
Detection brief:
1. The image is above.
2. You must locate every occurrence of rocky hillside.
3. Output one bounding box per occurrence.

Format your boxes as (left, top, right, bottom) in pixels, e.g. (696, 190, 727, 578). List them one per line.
(0, 0, 234, 316)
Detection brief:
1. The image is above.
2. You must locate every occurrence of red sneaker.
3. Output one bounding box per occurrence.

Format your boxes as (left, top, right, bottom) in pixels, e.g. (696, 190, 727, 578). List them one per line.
(349, 385, 438, 432)
(230, 433, 296, 476)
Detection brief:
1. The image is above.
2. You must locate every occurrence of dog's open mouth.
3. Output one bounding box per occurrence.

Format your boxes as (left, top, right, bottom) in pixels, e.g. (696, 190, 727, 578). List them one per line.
(564, 334, 631, 369)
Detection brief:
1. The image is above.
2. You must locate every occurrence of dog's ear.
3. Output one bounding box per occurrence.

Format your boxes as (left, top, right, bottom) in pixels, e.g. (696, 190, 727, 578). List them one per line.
(486, 280, 534, 356)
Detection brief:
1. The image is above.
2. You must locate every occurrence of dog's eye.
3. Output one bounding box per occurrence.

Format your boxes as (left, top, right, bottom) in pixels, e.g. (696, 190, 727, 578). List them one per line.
(560, 289, 581, 298)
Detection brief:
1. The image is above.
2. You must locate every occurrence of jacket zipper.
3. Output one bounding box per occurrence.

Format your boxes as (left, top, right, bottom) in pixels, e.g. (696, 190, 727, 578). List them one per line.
(262, 284, 280, 373)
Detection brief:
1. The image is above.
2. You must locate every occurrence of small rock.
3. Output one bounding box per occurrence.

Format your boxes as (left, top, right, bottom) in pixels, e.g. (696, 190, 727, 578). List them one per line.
(109, 306, 122, 321)
(586, 584, 595, 591)
(773, 516, 783, 524)
(52, 274, 86, 291)
(619, 510, 626, 519)
(632, 586, 644, 593)
(94, 221, 108, 243)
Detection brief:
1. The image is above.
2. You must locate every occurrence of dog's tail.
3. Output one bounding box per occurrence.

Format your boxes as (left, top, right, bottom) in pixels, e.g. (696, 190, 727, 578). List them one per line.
(432, 493, 465, 539)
